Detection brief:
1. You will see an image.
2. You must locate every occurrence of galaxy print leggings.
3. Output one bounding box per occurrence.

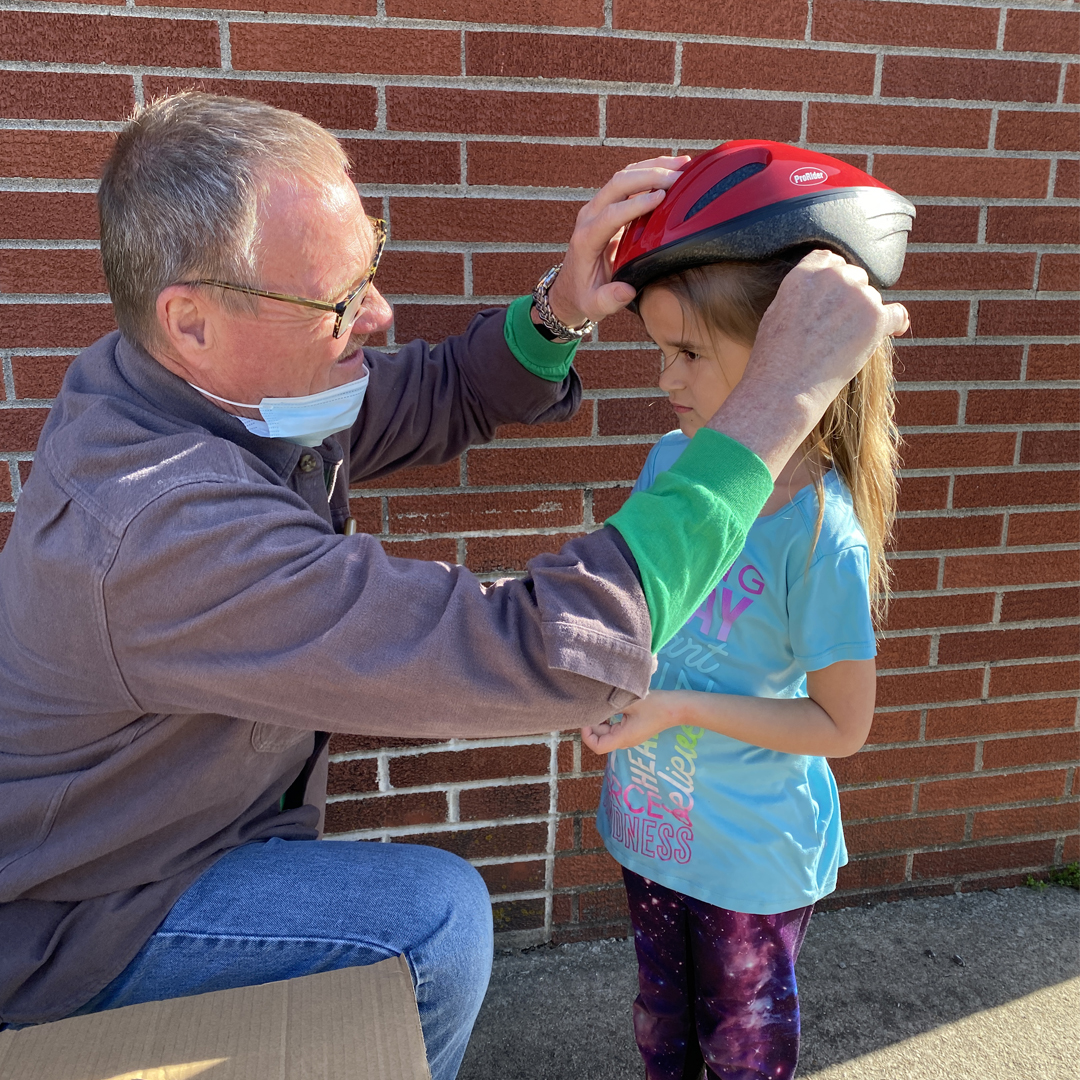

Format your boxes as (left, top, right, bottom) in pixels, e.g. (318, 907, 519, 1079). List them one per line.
(623, 868, 813, 1080)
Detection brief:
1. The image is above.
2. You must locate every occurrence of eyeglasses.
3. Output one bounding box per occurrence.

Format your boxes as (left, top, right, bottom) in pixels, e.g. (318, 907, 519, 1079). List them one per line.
(185, 216, 387, 339)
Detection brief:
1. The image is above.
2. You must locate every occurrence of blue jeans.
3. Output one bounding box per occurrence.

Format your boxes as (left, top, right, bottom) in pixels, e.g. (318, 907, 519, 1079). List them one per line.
(70, 838, 494, 1080)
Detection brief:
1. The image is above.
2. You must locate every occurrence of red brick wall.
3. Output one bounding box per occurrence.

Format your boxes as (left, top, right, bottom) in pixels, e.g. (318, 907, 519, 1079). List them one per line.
(1, 0, 1076, 944)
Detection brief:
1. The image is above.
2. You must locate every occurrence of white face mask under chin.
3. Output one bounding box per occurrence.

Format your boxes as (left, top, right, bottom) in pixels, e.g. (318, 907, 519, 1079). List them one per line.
(189, 370, 370, 448)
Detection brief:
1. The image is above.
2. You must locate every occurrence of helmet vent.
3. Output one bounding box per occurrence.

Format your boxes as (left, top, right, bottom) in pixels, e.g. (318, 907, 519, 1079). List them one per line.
(682, 161, 767, 223)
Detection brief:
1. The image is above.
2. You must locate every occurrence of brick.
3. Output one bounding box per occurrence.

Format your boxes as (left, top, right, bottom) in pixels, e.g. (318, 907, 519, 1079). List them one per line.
(0, 303, 115, 349)
(901, 300, 970, 339)
(466, 31, 672, 83)
(1065, 835, 1080, 862)
(1021, 426, 1080, 462)
(0, 251, 104, 296)
(479, 860, 546, 895)
(399, 823, 547, 860)
(596, 308, 652, 343)
(328, 733, 439, 754)
(945, 550, 1080, 589)
(1027, 344, 1078, 381)
(982, 731, 1080, 771)
(468, 443, 651, 486)
(913, 839, 1056, 879)
(847, 814, 965, 855)
(881, 56, 1059, 104)
(808, 103, 990, 150)
(356, 458, 460, 491)
(472, 252, 560, 299)
(614, 0, 806, 38)
(874, 669, 984, 709)
(345, 497, 382, 535)
(876, 635, 930, 671)
(383, 531, 464, 557)
(993, 659, 1077, 703)
(839, 784, 914, 820)
(230, 25, 457, 76)
(1068, 65, 1080, 107)
(491, 898, 546, 933)
(883, 592, 994, 633)
(1007, 511, 1079, 547)
(938, 625, 1079, 666)
(920, 768, 1062, 812)
(831, 742, 975, 784)
(907, 205, 979, 245)
(986, 207, 1080, 246)
(903, 432, 1017, 470)
(953, 471, 1079, 510)
(459, 783, 549, 821)
(389, 197, 579, 243)
(974, 802, 1079, 841)
(17, 463, 32, 487)
(156, 0, 371, 10)
(324, 791, 446, 833)
(390, 744, 549, 787)
(0, 470, 11, 502)
(875, 155, 1048, 199)
(980, 300, 1079, 338)
(1039, 254, 1080, 293)
(891, 515, 1003, 552)
(927, 700, 1076, 740)
(388, 87, 597, 138)
(894, 390, 959, 428)
(896, 475, 949, 512)
(465, 532, 586, 574)
(497, 405, 594, 441)
(388, 490, 583, 534)
(377, 252, 464, 297)
(997, 111, 1080, 154)
(553, 851, 623, 887)
(578, 887, 630, 923)
(391, 303, 492, 344)
(581, 816, 605, 851)
(607, 96, 801, 143)
(1056, 159, 1079, 200)
(889, 557, 940, 593)
(864, 710, 921, 745)
(0, 130, 115, 181)
(387, 0, 604, 25)
(816, 0, 998, 48)
(0, 513, 11, 549)
(1004, 8, 1080, 55)
(834, 855, 906, 891)
(894, 344, 1021, 383)
(555, 817, 574, 851)
(142, 77, 377, 132)
(574, 349, 661, 390)
(467, 142, 666, 191)
(1001, 585, 1080, 624)
(682, 44, 874, 94)
(967, 389, 1079, 427)
(592, 486, 634, 521)
(896, 253, 1035, 294)
(0, 71, 133, 121)
(596, 396, 672, 437)
(0, 408, 44, 453)
(557, 774, 603, 813)
(0, 11, 218, 67)
(0, 193, 98, 241)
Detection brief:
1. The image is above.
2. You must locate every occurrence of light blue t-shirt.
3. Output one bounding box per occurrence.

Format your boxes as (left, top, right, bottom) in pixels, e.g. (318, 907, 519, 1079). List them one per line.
(597, 430, 877, 914)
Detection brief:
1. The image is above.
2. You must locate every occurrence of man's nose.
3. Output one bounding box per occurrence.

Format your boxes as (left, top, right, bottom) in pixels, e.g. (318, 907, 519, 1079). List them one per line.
(352, 286, 394, 336)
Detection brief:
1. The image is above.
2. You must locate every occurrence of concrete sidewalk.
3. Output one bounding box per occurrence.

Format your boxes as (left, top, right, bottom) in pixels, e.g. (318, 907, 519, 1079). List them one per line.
(459, 885, 1079, 1080)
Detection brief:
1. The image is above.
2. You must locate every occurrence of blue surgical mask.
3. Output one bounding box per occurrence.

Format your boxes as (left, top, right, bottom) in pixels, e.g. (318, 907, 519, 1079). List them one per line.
(190, 371, 369, 447)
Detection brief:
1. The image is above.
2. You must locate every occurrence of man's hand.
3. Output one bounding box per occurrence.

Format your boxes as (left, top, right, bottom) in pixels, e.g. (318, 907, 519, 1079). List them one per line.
(545, 156, 690, 330)
(707, 249, 910, 478)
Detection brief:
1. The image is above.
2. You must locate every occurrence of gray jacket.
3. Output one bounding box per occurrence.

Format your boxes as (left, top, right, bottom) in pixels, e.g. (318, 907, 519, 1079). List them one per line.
(0, 310, 654, 1023)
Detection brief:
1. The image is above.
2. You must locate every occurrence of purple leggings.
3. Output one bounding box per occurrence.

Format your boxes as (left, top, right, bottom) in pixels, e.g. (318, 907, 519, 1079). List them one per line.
(624, 868, 813, 1080)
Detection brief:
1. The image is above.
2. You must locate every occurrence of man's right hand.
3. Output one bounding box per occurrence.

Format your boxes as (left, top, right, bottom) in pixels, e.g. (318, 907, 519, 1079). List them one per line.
(707, 249, 909, 478)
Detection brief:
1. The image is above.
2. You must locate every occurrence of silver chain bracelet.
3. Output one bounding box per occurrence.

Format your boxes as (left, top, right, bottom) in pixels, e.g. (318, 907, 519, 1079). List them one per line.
(532, 265, 596, 340)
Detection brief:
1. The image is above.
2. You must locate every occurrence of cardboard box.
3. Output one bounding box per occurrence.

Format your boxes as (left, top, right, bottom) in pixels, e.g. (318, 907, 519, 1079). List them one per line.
(0, 955, 430, 1080)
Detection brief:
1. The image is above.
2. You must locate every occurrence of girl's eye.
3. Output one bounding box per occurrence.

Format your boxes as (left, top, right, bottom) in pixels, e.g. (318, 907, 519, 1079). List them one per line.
(683, 350, 699, 362)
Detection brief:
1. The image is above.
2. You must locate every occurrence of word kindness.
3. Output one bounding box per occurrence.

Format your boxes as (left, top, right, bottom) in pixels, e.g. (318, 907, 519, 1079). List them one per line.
(602, 725, 704, 864)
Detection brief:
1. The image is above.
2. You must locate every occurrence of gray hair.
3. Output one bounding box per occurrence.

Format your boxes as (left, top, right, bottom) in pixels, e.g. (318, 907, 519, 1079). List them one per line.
(98, 92, 351, 350)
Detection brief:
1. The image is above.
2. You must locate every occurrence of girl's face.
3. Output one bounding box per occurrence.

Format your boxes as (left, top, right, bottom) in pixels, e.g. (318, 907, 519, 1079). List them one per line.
(639, 286, 753, 438)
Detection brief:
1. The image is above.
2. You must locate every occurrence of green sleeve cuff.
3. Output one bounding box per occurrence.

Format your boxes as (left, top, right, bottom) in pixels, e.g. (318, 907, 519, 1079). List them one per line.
(503, 295, 579, 382)
(606, 428, 773, 653)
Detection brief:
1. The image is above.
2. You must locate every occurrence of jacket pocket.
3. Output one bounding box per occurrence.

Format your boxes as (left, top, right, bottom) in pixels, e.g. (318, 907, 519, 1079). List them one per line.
(250, 720, 311, 754)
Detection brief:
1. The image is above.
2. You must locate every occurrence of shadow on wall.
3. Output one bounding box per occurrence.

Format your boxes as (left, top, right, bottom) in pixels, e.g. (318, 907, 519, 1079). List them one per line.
(459, 885, 1079, 1080)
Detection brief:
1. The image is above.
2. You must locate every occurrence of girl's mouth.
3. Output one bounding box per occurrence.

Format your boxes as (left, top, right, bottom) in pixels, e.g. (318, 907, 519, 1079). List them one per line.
(671, 403, 694, 414)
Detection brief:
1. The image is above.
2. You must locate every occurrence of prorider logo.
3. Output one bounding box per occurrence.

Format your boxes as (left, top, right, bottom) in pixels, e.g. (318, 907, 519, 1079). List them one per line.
(790, 167, 828, 187)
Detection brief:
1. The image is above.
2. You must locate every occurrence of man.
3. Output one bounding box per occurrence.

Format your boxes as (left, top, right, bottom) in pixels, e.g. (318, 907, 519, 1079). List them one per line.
(0, 94, 907, 1076)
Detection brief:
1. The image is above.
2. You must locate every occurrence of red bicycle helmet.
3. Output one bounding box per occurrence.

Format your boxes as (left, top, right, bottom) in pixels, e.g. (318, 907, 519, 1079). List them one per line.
(613, 140, 915, 296)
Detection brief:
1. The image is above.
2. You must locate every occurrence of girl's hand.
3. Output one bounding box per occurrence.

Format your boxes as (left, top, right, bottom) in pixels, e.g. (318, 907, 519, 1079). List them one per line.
(581, 690, 689, 755)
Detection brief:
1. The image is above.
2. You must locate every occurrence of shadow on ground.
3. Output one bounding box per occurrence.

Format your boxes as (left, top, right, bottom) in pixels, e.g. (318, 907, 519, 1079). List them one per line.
(459, 885, 1079, 1080)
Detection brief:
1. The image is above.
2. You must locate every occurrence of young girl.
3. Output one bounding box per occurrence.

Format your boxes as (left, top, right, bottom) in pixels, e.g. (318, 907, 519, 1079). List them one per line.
(585, 255, 899, 1080)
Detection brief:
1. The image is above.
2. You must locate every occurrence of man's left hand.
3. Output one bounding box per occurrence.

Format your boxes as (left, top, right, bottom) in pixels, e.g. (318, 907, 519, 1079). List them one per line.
(546, 156, 690, 330)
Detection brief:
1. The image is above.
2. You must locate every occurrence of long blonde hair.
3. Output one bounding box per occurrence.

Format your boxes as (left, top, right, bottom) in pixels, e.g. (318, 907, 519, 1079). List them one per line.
(650, 258, 900, 623)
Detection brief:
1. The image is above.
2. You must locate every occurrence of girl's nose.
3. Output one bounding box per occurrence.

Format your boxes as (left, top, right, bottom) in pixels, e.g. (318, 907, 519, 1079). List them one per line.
(658, 355, 684, 391)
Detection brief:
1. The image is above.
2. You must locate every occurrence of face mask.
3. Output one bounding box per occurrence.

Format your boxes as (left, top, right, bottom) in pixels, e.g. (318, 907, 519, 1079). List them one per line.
(190, 371, 369, 448)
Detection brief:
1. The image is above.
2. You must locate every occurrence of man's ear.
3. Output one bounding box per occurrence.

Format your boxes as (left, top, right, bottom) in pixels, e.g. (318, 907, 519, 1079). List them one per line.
(156, 285, 213, 361)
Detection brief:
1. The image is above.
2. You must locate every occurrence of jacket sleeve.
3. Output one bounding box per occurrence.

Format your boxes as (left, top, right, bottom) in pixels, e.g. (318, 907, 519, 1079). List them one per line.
(349, 306, 581, 480)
